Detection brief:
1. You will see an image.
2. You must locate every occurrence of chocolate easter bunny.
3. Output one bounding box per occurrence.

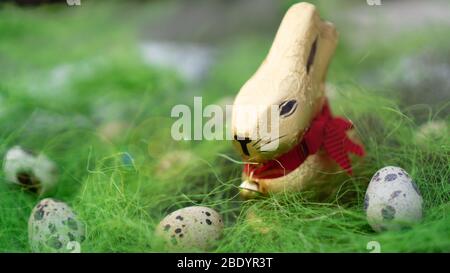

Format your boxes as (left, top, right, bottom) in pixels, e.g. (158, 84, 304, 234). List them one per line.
(231, 2, 365, 199)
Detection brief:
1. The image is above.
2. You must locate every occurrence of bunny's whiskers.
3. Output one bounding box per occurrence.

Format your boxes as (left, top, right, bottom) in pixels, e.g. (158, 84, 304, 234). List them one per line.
(254, 135, 287, 151)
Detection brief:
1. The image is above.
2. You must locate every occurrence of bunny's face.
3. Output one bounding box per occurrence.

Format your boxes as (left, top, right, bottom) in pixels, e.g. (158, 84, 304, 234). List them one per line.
(232, 3, 338, 163)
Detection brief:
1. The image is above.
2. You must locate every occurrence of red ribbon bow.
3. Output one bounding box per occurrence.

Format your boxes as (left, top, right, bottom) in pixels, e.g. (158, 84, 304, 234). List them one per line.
(244, 101, 365, 179)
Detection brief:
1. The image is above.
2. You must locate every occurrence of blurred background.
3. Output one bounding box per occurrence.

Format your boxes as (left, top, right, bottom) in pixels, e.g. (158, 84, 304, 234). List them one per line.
(1, 0, 449, 126)
(0, 0, 449, 252)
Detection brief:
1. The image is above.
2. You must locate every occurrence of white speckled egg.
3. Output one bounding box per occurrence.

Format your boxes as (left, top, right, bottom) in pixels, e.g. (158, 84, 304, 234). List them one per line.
(156, 206, 224, 251)
(28, 198, 85, 253)
(3, 146, 58, 195)
(364, 166, 423, 232)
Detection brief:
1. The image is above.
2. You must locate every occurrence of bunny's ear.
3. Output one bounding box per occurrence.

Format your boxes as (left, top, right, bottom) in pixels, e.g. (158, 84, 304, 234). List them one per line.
(313, 21, 338, 83)
(306, 37, 318, 74)
(264, 3, 319, 69)
(263, 3, 337, 80)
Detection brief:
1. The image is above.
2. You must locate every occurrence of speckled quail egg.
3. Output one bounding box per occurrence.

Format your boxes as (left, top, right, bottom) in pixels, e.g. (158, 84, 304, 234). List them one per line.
(156, 206, 224, 251)
(364, 166, 423, 232)
(3, 146, 58, 195)
(28, 198, 85, 253)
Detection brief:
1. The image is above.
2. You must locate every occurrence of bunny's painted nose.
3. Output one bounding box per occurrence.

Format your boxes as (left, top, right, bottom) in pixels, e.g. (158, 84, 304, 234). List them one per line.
(234, 135, 252, 156)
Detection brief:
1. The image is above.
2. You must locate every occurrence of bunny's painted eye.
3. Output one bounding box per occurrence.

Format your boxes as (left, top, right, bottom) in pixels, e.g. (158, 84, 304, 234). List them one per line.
(279, 100, 298, 117)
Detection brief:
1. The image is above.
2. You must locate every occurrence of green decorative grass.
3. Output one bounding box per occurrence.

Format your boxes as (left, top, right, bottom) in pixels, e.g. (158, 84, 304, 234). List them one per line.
(0, 1, 449, 253)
